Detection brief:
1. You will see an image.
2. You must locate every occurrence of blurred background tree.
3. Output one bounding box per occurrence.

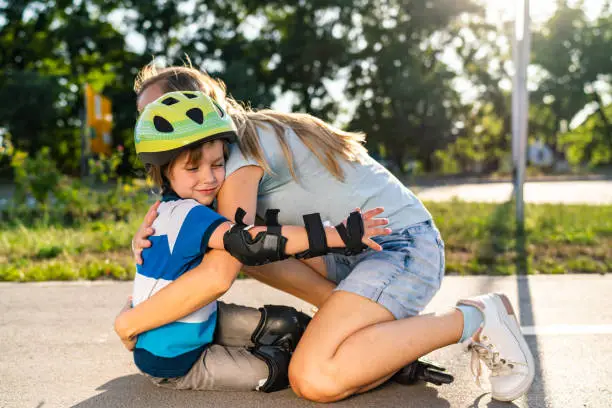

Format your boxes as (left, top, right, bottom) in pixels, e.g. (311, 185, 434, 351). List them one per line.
(1, 0, 611, 179)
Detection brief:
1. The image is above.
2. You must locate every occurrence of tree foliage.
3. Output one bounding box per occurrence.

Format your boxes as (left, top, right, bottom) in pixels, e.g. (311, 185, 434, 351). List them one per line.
(0, 0, 610, 178)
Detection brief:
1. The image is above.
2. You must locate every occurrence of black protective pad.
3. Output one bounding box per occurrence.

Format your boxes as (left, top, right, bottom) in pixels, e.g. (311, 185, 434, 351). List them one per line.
(234, 207, 248, 227)
(252, 305, 311, 352)
(333, 211, 367, 255)
(294, 213, 329, 259)
(224, 207, 288, 266)
(392, 359, 454, 386)
(251, 346, 290, 392)
(224, 225, 289, 266)
(264, 209, 282, 236)
(264, 209, 281, 227)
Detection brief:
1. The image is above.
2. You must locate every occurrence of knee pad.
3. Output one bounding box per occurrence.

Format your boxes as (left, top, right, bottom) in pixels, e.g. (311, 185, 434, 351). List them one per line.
(251, 346, 291, 393)
(252, 305, 311, 352)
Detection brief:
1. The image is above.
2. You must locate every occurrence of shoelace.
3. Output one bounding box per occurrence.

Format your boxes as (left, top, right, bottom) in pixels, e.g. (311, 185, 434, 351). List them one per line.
(468, 340, 519, 388)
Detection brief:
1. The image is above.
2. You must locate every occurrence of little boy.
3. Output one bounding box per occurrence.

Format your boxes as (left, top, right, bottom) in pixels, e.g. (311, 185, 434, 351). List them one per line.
(129, 91, 389, 392)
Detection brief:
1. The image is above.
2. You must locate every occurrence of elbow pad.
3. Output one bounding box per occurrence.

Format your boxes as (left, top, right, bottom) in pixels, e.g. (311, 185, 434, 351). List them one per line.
(223, 208, 290, 266)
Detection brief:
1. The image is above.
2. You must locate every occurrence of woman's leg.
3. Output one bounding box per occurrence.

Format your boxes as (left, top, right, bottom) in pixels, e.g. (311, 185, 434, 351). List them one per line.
(242, 257, 335, 307)
(288, 291, 463, 402)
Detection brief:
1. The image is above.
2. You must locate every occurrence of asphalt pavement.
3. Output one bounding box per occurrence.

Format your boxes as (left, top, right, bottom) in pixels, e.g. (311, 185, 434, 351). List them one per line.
(1, 275, 611, 408)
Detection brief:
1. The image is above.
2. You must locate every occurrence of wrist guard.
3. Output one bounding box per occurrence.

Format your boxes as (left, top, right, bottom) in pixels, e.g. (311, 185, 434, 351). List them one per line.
(331, 211, 368, 255)
(295, 210, 367, 259)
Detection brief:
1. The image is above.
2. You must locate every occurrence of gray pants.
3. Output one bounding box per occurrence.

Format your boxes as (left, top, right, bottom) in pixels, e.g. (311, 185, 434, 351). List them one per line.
(145, 302, 270, 391)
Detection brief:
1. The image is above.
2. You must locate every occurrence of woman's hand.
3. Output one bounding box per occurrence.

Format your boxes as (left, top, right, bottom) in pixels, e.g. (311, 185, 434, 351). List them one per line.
(132, 201, 160, 265)
(115, 296, 137, 351)
(356, 207, 391, 251)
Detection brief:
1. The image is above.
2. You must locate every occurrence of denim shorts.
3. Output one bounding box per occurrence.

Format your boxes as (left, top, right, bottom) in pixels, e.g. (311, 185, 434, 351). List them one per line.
(324, 219, 445, 319)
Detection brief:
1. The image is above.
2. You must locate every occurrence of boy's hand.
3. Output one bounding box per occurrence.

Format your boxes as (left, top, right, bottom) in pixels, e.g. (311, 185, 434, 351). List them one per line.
(115, 296, 137, 351)
(132, 201, 160, 265)
(355, 207, 391, 251)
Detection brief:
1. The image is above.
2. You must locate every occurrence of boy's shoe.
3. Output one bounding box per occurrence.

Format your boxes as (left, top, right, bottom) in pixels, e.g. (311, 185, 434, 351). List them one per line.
(457, 293, 535, 401)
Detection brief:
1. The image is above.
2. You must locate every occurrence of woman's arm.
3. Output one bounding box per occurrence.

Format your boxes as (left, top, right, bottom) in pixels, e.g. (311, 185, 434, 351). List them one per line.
(207, 212, 389, 254)
(115, 249, 241, 347)
(208, 221, 343, 253)
(132, 200, 160, 265)
(214, 165, 390, 254)
(216, 165, 263, 224)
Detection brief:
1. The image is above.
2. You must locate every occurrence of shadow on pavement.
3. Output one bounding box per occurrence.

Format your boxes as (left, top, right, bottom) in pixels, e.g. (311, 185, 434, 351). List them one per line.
(71, 374, 452, 408)
(514, 204, 547, 407)
(469, 392, 521, 408)
(474, 200, 546, 406)
(517, 275, 547, 408)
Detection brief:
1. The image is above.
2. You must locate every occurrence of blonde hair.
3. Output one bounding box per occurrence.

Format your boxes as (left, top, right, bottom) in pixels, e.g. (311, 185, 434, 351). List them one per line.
(135, 63, 367, 181)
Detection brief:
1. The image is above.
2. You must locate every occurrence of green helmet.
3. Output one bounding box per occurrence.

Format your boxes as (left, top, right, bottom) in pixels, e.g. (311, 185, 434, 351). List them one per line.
(134, 91, 237, 166)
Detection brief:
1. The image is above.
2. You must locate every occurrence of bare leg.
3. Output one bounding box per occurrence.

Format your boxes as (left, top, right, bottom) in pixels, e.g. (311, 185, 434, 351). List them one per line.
(242, 257, 335, 308)
(289, 291, 463, 403)
(245, 257, 399, 395)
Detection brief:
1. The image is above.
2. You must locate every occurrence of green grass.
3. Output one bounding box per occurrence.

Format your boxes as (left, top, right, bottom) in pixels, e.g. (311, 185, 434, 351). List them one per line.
(0, 206, 146, 282)
(0, 199, 610, 281)
(429, 200, 612, 275)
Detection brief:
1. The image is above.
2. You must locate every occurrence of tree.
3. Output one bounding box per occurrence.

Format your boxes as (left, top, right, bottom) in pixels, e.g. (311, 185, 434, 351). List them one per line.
(345, 0, 483, 172)
(0, 0, 149, 173)
(531, 0, 612, 162)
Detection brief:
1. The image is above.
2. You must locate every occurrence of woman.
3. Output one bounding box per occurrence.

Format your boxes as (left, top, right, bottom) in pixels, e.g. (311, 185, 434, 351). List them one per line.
(118, 64, 534, 403)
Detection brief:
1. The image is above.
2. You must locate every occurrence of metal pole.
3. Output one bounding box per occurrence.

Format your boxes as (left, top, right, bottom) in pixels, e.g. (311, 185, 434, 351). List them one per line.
(513, 0, 531, 232)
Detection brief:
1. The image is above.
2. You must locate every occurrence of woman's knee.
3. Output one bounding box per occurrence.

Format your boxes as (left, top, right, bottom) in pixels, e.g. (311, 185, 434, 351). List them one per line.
(288, 357, 347, 403)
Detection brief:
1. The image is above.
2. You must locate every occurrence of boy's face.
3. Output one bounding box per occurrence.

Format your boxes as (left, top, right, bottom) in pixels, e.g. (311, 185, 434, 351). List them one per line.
(167, 140, 226, 206)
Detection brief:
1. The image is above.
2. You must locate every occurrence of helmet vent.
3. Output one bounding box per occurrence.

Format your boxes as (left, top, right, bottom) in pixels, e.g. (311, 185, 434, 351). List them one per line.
(184, 93, 197, 99)
(153, 116, 174, 133)
(212, 100, 225, 118)
(186, 108, 204, 124)
(161, 96, 179, 106)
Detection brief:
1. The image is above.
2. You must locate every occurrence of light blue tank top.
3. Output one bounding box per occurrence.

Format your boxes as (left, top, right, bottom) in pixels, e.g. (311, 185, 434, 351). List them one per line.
(225, 124, 431, 230)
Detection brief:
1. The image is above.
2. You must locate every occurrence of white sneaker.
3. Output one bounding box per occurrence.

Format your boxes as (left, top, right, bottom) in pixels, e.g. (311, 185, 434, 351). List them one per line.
(457, 293, 535, 402)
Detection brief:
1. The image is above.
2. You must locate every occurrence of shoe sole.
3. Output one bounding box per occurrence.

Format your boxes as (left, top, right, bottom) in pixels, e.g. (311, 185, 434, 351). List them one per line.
(490, 293, 536, 402)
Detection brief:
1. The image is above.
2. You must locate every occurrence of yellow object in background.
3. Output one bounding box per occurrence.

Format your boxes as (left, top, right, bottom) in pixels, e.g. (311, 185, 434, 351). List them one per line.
(84, 84, 113, 156)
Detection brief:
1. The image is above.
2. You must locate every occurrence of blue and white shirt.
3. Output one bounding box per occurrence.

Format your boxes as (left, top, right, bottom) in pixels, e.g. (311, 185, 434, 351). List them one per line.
(132, 193, 226, 378)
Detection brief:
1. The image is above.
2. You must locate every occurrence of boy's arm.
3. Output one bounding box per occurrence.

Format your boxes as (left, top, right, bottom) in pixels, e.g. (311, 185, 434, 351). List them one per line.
(115, 249, 241, 346)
